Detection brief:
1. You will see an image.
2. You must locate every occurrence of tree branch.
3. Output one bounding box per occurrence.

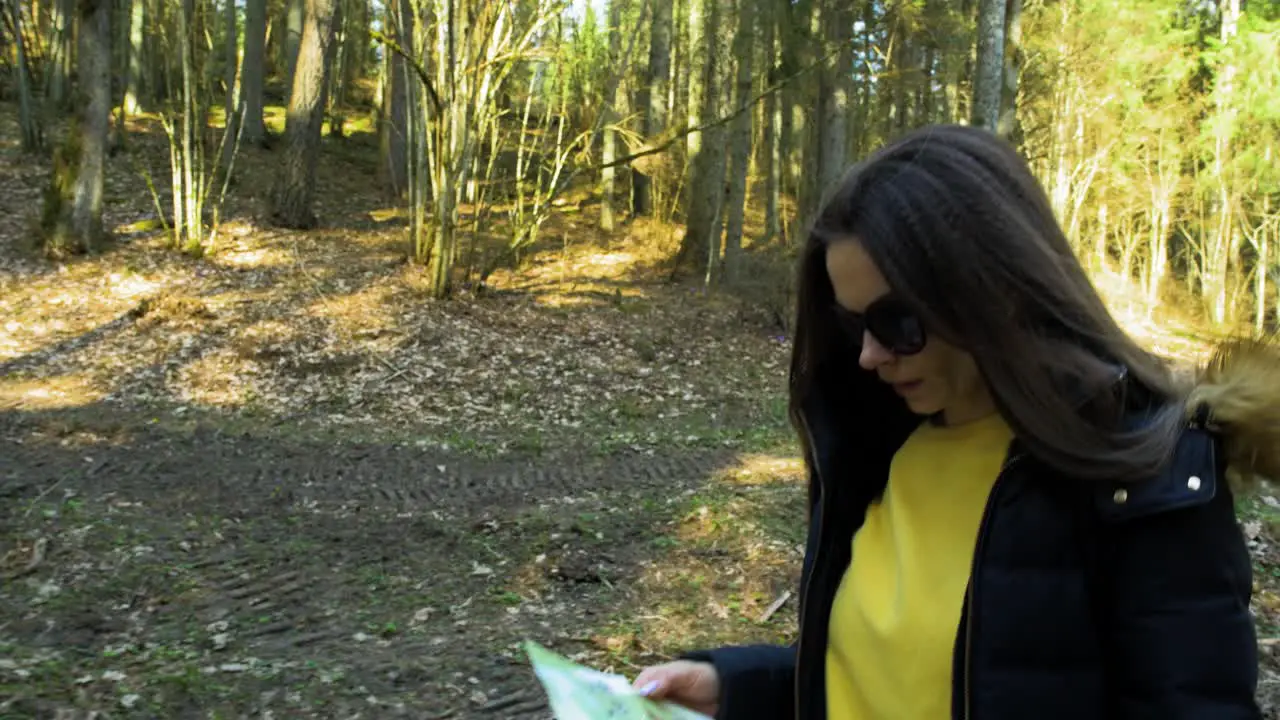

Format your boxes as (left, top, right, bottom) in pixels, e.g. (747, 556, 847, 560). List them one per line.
(594, 45, 842, 173)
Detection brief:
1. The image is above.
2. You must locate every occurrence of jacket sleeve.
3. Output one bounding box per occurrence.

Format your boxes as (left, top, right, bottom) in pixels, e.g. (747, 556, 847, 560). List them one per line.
(1102, 467, 1260, 719)
(681, 643, 795, 720)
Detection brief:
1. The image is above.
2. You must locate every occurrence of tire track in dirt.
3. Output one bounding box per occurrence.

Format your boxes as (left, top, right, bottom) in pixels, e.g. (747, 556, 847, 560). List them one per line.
(1, 416, 739, 516)
(180, 549, 348, 655)
(350, 451, 735, 510)
(149, 447, 736, 669)
(1, 416, 749, 716)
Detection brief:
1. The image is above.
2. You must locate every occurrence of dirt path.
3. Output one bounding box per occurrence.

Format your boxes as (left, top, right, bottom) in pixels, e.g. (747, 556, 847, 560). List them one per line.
(1, 407, 795, 718)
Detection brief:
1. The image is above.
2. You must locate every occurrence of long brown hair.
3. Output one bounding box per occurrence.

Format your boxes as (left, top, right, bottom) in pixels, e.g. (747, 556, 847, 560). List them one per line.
(790, 125, 1185, 481)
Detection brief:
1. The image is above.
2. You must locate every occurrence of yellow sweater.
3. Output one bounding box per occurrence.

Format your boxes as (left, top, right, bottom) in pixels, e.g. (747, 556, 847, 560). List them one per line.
(826, 413, 1013, 719)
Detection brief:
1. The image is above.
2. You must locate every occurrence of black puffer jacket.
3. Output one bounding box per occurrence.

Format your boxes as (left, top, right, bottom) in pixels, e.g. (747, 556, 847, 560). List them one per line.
(687, 341, 1277, 720)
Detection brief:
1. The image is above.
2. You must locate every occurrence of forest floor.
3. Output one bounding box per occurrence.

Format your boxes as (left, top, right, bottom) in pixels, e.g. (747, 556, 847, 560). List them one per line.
(2, 106, 1279, 719)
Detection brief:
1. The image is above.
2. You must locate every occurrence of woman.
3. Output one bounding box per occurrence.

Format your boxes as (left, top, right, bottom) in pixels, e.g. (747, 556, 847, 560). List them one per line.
(633, 125, 1279, 719)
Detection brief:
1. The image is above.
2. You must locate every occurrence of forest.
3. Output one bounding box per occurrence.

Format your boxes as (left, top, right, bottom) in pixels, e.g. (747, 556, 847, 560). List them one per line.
(1, 0, 1279, 716)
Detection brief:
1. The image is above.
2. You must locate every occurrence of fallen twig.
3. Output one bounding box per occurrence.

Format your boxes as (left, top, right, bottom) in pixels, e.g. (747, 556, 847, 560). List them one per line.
(376, 354, 422, 382)
(22, 479, 63, 518)
(381, 366, 412, 384)
(7, 536, 48, 580)
(478, 691, 530, 713)
(759, 590, 792, 623)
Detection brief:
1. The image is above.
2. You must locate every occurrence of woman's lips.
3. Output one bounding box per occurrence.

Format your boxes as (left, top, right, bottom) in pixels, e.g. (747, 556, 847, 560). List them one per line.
(891, 380, 924, 396)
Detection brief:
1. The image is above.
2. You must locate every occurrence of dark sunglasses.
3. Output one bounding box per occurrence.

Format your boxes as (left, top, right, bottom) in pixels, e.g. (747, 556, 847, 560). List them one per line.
(831, 295, 927, 356)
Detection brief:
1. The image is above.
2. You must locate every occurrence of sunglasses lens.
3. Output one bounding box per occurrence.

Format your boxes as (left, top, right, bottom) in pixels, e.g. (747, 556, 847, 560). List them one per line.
(832, 298, 927, 356)
(875, 310, 926, 353)
(865, 300, 926, 356)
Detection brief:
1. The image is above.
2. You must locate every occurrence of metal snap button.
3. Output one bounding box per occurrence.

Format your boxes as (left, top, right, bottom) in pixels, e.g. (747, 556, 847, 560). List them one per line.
(1113, 488, 1128, 504)
(1188, 476, 1202, 491)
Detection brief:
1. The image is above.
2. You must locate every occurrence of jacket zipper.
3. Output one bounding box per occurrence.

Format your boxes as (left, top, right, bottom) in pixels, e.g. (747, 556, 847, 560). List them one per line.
(962, 449, 1023, 720)
(795, 409, 825, 720)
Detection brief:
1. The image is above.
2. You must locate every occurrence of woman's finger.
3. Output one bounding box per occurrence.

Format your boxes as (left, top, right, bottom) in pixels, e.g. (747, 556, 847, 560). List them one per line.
(632, 665, 676, 698)
(637, 679, 662, 697)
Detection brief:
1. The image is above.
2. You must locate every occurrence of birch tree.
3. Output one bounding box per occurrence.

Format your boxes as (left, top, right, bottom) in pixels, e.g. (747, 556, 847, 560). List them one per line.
(382, 0, 564, 297)
(1201, 0, 1240, 326)
(760, 0, 781, 241)
(600, 0, 625, 231)
(972, 0, 1006, 132)
(721, 0, 754, 281)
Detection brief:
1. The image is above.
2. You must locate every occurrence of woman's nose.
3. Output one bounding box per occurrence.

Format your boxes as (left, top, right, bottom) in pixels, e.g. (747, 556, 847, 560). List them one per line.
(859, 332, 894, 371)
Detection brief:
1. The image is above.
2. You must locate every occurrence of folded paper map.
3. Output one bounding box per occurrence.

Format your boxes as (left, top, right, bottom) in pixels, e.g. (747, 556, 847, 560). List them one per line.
(524, 641, 714, 720)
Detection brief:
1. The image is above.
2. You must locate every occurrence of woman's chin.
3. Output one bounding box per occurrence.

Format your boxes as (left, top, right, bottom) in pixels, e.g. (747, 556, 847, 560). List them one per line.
(902, 396, 942, 416)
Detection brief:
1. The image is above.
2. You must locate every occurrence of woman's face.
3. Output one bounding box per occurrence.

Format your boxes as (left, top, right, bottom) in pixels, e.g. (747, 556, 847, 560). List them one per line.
(824, 239, 994, 426)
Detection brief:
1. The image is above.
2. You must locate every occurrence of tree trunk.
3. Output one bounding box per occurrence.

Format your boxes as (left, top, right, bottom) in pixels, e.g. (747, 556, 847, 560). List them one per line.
(73, 0, 110, 244)
(670, 0, 686, 149)
(1204, 0, 1240, 326)
(149, 0, 169, 104)
(971, 0, 1006, 132)
(321, 0, 344, 136)
(761, 0, 780, 242)
(340, 0, 367, 107)
(817, 0, 851, 194)
(428, 0, 472, 299)
(786, 0, 815, 223)
(178, 0, 196, 248)
(380, 0, 412, 197)
(633, 0, 671, 216)
(851, 0, 873, 156)
(122, 0, 145, 113)
(677, 0, 726, 278)
(722, 0, 755, 281)
(1254, 213, 1269, 335)
(7, 0, 42, 151)
(284, 0, 305, 82)
(223, 0, 240, 157)
(1146, 204, 1170, 308)
(600, 0, 624, 231)
(1094, 200, 1108, 273)
(920, 44, 936, 124)
(240, 0, 268, 144)
(43, 0, 110, 254)
(270, 0, 337, 229)
(1145, 133, 1177, 309)
(996, 0, 1023, 142)
(48, 0, 73, 108)
(892, 29, 911, 133)
(1047, 0, 1071, 225)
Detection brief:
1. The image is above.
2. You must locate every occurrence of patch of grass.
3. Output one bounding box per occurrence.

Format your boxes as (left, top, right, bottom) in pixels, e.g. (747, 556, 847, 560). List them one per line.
(589, 414, 793, 457)
(579, 471, 805, 669)
(650, 535, 680, 549)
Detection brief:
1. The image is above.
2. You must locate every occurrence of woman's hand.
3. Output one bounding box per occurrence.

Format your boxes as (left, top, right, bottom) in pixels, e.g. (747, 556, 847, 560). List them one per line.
(632, 660, 721, 717)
